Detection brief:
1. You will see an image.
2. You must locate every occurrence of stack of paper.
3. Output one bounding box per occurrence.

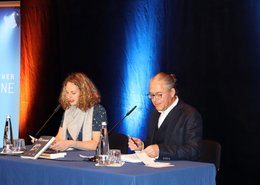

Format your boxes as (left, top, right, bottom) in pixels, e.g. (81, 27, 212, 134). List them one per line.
(136, 152, 174, 168)
(121, 153, 142, 163)
(122, 151, 174, 168)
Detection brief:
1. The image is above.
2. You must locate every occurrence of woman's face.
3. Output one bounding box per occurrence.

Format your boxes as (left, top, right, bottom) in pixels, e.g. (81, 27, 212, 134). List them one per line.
(65, 82, 80, 106)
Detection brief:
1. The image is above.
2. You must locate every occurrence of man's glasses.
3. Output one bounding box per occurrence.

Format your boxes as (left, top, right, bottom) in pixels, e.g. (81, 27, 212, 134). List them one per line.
(147, 92, 164, 100)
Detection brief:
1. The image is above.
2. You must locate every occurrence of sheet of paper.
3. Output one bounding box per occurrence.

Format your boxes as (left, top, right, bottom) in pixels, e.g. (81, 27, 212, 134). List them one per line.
(121, 153, 142, 163)
(146, 162, 174, 168)
(135, 151, 174, 168)
(135, 151, 155, 165)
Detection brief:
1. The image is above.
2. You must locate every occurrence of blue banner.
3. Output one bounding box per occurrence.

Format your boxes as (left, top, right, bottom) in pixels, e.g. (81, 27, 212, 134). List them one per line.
(0, 7, 20, 147)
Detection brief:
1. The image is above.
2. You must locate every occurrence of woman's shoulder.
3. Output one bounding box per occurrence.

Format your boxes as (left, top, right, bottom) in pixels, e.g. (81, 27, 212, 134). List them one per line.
(92, 104, 107, 123)
(93, 104, 106, 113)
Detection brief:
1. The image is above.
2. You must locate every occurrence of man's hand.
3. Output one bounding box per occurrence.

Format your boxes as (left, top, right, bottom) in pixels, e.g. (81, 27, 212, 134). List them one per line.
(128, 137, 143, 151)
(143, 144, 159, 158)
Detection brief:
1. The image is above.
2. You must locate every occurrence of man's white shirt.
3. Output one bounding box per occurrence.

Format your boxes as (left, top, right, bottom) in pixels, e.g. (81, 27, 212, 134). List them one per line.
(158, 96, 179, 128)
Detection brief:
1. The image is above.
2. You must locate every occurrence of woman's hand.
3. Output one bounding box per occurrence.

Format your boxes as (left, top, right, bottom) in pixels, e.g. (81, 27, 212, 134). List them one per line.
(50, 140, 74, 151)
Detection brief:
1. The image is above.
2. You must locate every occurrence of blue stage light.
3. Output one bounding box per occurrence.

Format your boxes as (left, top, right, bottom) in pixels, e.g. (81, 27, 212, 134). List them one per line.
(119, 0, 163, 140)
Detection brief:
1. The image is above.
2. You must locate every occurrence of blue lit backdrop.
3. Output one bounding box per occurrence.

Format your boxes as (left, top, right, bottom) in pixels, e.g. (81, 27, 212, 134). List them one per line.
(119, 0, 164, 140)
(0, 7, 20, 147)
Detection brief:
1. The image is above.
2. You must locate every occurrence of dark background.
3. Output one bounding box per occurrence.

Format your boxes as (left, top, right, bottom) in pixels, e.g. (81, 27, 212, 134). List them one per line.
(19, 0, 260, 184)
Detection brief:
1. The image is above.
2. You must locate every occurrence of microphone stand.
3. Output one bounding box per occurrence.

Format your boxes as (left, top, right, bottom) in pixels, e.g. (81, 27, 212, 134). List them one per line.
(88, 105, 137, 162)
(108, 105, 137, 135)
(33, 104, 61, 138)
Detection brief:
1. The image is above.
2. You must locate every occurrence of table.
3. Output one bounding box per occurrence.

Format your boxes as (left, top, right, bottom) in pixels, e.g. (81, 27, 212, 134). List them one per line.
(0, 150, 216, 185)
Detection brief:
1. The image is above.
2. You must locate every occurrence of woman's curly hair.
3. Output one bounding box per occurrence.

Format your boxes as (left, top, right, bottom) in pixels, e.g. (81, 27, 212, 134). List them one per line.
(59, 72, 101, 111)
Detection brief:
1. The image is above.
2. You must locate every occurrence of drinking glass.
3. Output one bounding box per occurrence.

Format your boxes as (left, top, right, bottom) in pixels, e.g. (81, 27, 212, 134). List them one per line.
(108, 149, 122, 165)
(12, 138, 26, 152)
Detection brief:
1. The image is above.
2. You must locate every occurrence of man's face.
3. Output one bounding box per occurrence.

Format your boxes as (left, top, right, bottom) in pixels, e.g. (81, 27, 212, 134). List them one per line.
(149, 79, 176, 112)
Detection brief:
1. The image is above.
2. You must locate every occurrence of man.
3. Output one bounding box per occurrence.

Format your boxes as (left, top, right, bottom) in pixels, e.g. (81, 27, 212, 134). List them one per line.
(129, 72, 203, 160)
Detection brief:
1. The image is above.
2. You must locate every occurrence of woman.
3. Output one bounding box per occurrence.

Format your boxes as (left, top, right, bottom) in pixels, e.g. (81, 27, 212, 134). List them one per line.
(51, 72, 107, 151)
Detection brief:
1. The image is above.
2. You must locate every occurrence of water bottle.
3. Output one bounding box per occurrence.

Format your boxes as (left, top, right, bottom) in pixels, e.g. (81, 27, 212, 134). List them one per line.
(97, 122, 109, 164)
(2, 115, 13, 153)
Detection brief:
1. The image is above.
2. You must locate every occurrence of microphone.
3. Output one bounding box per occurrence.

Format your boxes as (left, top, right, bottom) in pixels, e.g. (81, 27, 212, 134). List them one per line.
(108, 105, 137, 134)
(88, 105, 137, 162)
(33, 104, 61, 138)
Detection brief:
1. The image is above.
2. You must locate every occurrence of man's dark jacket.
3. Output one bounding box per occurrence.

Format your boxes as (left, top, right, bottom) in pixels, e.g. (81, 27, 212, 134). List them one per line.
(145, 100, 203, 160)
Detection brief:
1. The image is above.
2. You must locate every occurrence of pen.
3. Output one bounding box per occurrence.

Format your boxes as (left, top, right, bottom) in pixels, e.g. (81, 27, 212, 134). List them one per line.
(130, 137, 139, 148)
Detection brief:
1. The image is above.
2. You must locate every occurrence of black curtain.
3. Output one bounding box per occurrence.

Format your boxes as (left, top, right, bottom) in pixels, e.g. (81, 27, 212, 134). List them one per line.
(21, 0, 260, 184)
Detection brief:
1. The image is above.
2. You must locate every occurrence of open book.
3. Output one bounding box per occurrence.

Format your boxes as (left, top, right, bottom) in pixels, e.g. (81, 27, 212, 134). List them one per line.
(21, 136, 55, 160)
